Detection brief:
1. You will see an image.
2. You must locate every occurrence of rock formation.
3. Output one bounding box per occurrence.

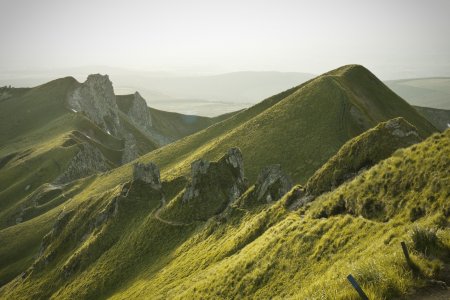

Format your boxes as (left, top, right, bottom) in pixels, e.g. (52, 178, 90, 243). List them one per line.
(163, 148, 247, 221)
(254, 165, 293, 203)
(67, 74, 120, 136)
(126, 92, 153, 132)
(133, 162, 162, 190)
(236, 164, 293, 209)
(122, 133, 139, 164)
(54, 143, 109, 184)
(182, 148, 246, 204)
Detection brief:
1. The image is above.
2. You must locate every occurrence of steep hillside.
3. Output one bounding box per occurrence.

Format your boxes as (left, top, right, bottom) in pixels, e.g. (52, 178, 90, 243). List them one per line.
(1, 128, 448, 299)
(134, 64, 437, 185)
(304, 117, 421, 197)
(116, 94, 237, 143)
(414, 106, 450, 131)
(0, 65, 443, 297)
(0, 76, 158, 230)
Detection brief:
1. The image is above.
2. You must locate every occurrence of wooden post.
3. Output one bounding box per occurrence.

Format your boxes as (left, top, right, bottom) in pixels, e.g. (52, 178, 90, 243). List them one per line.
(347, 274, 369, 300)
(401, 241, 410, 261)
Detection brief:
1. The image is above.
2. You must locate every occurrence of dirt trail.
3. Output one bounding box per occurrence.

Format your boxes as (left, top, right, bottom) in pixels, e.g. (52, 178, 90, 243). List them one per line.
(152, 203, 193, 227)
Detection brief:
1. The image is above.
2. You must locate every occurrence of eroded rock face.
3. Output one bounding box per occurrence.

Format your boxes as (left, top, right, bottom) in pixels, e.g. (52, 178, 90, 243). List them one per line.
(182, 148, 247, 211)
(127, 92, 152, 132)
(67, 74, 120, 136)
(122, 133, 139, 164)
(385, 118, 420, 138)
(254, 165, 293, 203)
(133, 162, 161, 190)
(54, 143, 109, 184)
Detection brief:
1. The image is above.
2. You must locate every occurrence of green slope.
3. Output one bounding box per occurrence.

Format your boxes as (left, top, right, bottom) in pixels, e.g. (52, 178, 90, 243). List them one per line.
(0, 76, 237, 285)
(116, 94, 237, 143)
(0, 64, 443, 297)
(134, 64, 437, 185)
(305, 117, 422, 196)
(1, 127, 448, 299)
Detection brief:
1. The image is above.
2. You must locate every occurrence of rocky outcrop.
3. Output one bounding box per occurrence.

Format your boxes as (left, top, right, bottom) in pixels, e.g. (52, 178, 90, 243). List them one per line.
(133, 162, 162, 190)
(236, 164, 293, 209)
(126, 92, 152, 132)
(305, 117, 422, 197)
(67, 74, 120, 136)
(254, 165, 293, 203)
(182, 148, 245, 204)
(166, 148, 247, 221)
(385, 118, 420, 138)
(122, 133, 139, 164)
(54, 143, 109, 184)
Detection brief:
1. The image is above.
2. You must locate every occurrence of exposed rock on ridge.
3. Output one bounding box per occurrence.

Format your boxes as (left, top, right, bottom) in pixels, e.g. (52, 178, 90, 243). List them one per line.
(122, 133, 139, 164)
(67, 74, 120, 136)
(159, 148, 247, 222)
(306, 117, 422, 197)
(133, 162, 162, 190)
(254, 165, 293, 203)
(182, 148, 246, 204)
(126, 92, 153, 132)
(54, 143, 109, 184)
(236, 164, 293, 209)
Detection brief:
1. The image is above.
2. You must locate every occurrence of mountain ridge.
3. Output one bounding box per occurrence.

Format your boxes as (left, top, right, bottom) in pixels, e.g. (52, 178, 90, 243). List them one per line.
(0, 64, 448, 299)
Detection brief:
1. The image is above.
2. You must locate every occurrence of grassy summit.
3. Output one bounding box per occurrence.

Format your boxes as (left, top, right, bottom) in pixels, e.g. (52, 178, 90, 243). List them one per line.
(133, 64, 437, 185)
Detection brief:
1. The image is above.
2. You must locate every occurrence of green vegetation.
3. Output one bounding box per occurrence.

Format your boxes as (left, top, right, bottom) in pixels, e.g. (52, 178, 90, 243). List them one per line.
(132, 65, 437, 189)
(306, 117, 422, 196)
(1, 128, 448, 299)
(0, 65, 447, 299)
(0, 76, 232, 284)
(117, 94, 236, 143)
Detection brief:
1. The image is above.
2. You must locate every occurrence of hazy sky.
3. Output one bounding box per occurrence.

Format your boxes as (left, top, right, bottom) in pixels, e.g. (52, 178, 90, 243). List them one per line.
(1, 0, 450, 78)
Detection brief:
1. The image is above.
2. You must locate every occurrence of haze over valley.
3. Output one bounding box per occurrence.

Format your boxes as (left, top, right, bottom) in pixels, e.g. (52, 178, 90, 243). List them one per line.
(1, 1, 449, 299)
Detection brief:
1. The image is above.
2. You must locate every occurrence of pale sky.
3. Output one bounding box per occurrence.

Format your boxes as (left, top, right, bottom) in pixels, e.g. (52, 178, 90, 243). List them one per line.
(1, 0, 450, 79)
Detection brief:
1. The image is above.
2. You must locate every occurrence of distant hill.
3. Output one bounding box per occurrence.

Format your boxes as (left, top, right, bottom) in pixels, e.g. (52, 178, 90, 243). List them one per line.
(413, 105, 450, 131)
(385, 77, 450, 110)
(1, 69, 314, 116)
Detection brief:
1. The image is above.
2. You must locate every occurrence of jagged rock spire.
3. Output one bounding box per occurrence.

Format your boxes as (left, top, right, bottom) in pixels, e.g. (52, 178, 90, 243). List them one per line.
(67, 74, 120, 136)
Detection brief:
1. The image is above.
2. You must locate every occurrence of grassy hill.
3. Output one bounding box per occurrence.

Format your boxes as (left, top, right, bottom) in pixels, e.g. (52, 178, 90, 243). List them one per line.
(0, 65, 446, 298)
(0, 76, 232, 256)
(1, 127, 448, 299)
(131, 64, 437, 185)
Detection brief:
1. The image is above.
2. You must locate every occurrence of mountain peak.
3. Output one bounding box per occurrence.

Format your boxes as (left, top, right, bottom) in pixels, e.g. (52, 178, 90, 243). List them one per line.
(67, 73, 120, 136)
